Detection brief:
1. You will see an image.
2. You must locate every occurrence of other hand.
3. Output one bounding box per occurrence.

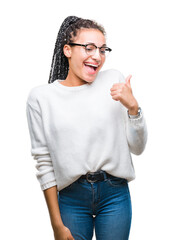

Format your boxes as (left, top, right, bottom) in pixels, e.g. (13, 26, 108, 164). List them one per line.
(54, 224, 75, 240)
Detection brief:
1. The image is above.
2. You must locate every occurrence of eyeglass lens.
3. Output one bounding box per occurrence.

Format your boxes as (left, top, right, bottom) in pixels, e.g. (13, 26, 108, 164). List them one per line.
(85, 44, 110, 57)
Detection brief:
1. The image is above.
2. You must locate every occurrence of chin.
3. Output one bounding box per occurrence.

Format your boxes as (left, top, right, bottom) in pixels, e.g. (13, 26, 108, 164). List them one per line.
(83, 73, 99, 83)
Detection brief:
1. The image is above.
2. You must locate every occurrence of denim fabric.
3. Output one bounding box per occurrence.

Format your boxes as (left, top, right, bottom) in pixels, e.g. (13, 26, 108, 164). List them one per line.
(58, 172, 132, 240)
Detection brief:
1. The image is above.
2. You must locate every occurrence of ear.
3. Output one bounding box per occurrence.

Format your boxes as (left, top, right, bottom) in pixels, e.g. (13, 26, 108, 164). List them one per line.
(63, 44, 72, 58)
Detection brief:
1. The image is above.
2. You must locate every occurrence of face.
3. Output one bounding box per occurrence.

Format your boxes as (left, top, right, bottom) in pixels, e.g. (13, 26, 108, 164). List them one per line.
(63, 28, 106, 84)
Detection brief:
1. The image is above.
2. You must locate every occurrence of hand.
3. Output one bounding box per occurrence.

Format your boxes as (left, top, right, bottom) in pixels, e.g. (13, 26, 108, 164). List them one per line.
(53, 224, 75, 240)
(110, 75, 139, 115)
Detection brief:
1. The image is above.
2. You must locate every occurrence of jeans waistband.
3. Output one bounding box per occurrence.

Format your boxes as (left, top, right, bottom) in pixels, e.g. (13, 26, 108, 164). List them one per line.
(79, 170, 113, 183)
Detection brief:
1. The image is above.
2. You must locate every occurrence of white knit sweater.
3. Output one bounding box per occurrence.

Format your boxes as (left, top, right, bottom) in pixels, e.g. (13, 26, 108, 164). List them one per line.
(26, 69, 147, 191)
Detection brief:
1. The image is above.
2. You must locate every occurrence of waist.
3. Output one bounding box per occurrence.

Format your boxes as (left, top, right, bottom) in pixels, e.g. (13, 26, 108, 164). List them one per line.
(79, 170, 116, 183)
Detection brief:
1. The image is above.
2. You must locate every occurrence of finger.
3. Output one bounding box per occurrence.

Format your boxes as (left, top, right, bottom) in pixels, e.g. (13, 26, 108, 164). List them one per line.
(125, 75, 132, 87)
(110, 89, 119, 96)
(111, 92, 121, 101)
(110, 83, 124, 91)
(68, 234, 75, 240)
(110, 85, 118, 91)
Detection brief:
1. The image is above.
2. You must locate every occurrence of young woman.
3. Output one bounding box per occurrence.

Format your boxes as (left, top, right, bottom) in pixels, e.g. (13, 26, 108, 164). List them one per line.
(26, 16, 147, 240)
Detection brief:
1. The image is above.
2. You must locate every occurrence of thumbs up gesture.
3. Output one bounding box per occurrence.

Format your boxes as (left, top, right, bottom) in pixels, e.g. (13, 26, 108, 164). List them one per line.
(110, 75, 139, 115)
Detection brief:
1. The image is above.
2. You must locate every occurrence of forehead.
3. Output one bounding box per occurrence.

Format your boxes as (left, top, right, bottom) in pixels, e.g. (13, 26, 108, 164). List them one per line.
(73, 28, 106, 45)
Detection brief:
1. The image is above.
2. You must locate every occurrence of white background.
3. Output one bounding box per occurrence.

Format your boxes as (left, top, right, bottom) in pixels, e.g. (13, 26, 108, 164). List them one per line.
(0, 0, 174, 239)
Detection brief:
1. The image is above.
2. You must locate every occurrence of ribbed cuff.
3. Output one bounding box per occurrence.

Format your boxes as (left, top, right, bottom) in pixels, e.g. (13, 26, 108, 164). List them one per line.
(128, 113, 145, 128)
(41, 180, 57, 191)
(127, 107, 145, 123)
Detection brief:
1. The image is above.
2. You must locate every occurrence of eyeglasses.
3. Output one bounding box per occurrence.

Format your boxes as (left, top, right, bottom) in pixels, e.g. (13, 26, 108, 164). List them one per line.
(68, 43, 112, 57)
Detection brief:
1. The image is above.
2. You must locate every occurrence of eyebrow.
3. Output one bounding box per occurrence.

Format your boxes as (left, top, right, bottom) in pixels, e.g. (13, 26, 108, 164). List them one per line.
(86, 42, 107, 47)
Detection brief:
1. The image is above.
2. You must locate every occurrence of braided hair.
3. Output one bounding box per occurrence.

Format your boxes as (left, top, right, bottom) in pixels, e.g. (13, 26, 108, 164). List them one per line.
(48, 16, 106, 83)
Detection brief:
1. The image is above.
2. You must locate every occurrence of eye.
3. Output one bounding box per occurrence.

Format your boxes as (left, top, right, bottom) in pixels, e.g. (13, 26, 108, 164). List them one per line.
(100, 47, 106, 54)
(85, 44, 95, 52)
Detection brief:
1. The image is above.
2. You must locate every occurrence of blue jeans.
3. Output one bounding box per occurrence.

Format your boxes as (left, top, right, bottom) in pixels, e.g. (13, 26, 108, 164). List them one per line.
(58, 172, 132, 240)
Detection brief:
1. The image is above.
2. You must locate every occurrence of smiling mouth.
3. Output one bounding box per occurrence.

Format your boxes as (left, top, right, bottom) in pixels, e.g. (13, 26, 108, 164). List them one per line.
(84, 62, 99, 74)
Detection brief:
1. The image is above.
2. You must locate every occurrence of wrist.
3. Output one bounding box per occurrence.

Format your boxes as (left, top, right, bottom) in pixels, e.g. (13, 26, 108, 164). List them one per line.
(52, 221, 64, 231)
(128, 107, 142, 119)
(128, 103, 139, 115)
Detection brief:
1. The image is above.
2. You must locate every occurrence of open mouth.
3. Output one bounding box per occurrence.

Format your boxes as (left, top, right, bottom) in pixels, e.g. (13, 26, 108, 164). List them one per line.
(84, 62, 99, 74)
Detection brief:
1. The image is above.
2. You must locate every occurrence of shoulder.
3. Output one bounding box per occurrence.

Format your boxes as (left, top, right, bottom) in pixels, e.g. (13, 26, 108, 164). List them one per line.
(97, 68, 125, 84)
(26, 83, 54, 109)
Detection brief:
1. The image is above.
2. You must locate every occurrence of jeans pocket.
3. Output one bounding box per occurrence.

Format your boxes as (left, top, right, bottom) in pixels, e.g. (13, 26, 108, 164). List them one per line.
(107, 176, 127, 187)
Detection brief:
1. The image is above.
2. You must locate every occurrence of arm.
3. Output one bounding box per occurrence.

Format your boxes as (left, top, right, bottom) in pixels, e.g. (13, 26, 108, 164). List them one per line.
(43, 186, 63, 229)
(124, 107, 148, 155)
(43, 186, 74, 240)
(26, 102, 57, 190)
(110, 74, 147, 155)
(26, 100, 74, 239)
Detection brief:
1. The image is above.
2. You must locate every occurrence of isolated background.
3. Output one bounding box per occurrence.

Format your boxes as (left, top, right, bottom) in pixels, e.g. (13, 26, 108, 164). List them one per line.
(1, 0, 174, 239)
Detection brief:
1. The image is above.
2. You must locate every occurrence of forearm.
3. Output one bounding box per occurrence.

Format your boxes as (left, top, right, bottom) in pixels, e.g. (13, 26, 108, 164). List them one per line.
(126, 113, 148, 155)
(43, 186, 64, 230)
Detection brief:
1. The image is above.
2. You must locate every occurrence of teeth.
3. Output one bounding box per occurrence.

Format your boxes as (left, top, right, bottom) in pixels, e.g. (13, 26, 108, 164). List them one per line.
(85, 63, 98, 67)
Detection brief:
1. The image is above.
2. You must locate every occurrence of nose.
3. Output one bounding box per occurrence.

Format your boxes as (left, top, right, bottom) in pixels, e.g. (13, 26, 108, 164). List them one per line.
(91, 48, 102, 62)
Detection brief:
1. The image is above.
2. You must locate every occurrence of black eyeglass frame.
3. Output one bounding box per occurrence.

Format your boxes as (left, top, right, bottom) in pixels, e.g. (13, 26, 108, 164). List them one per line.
(68, 43, 112, 55)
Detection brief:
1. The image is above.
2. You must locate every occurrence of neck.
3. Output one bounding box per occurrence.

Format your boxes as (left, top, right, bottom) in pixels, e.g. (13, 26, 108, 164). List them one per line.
(60, 69, 88, 87)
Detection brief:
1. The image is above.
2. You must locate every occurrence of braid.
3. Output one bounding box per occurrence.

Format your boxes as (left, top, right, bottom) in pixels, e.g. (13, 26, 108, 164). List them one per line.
(48, 16, 106, 84)
(48, 16, 80, 83)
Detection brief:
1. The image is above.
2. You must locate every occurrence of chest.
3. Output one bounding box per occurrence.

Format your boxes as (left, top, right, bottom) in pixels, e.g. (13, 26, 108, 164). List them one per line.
(42, 88, 123, 138)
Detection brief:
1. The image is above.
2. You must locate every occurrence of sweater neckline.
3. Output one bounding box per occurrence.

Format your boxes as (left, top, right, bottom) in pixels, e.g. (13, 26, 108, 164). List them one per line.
(52, 79, 92, 91)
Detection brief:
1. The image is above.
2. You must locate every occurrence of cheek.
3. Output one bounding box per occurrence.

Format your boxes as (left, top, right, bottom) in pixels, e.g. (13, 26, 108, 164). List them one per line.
(72, 51, 86, 68)
(99, 57, 105, 69)
(102, 56, 106, 63)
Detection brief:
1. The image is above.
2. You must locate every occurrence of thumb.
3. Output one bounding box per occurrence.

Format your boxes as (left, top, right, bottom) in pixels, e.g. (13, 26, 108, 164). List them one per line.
(125, 75, 132, 87)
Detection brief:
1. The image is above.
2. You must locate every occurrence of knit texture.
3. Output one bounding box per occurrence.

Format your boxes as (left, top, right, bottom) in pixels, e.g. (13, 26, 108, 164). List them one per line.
(26, 69, 147, 191)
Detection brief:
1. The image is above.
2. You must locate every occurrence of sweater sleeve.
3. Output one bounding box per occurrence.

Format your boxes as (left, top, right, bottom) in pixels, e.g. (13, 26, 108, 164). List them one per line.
(116, 70, 148, 155)
(26, 102, 57, 190)
(123, 107, 148, 155)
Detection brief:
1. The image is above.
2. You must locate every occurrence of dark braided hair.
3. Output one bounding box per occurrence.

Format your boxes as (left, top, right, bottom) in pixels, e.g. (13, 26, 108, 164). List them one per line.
(48, 16, 106, 83)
